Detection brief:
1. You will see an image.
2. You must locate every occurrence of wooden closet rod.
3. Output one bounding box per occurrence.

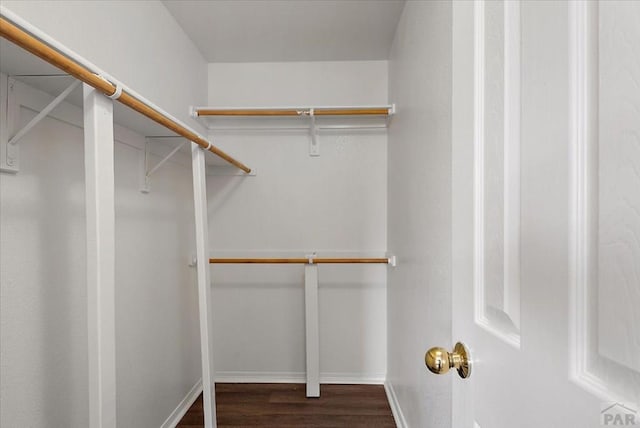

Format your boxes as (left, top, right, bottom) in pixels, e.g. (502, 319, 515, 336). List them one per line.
(0, 17, 252, 174)
(196, 107, 392, 117)
(209, 258, 390, 264)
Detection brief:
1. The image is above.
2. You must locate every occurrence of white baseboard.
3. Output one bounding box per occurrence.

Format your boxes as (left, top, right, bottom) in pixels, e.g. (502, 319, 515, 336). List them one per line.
(385, 380, 408, 428)
(320, 372, 385, 384)
(160, 379, 202, 428)
(214, 371, 385, 385)
(215, 371, 304, 383)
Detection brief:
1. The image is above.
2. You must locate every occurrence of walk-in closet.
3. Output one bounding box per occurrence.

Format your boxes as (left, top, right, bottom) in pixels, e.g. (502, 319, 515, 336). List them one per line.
(2, 1, 639, 428)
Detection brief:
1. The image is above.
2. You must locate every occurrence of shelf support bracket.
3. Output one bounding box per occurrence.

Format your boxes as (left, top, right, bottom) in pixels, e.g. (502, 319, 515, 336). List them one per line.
(83, 83, 116, 428)
(9, 80, 80, 146)
(1, 79, 80, 174)
(140, 137, 187, 193)
(0, 76, 18, 173)
(304, 257, 320, 397)
(192, 142, 218, 427)
(308, 108, 320, 157)
(387, 254, 397, 267)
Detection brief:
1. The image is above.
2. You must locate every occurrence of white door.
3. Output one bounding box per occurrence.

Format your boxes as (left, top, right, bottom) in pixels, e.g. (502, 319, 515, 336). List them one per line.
(445, 1, 640, 427)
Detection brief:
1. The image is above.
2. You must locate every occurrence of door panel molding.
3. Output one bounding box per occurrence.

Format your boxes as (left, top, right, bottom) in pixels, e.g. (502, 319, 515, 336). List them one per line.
(473, 0, 521, 348)
(569, 0, 640, 404)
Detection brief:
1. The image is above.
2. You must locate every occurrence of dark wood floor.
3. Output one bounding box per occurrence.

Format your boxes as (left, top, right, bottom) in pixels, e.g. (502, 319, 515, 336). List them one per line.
(177, 383, 397, 427)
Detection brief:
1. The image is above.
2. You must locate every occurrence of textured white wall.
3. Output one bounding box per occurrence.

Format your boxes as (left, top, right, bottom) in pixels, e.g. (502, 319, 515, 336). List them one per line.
(0, 82, 89, 428)
(387, 2, 453, 427)
(1, 0, 208, 130)
(114, 141, 200, 427)
(0, 78, 202, 428)
(206, 61, 388, 382)
(0, 2, 210, 426)
(0, 1, 209, 424)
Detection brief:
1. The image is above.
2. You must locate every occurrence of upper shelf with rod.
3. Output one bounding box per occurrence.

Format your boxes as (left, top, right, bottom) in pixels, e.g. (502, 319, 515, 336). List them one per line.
(0, 9, 252, 174)
(193, 105, 395, 118)
(192, 105, 395, 130)
(192, 105, 395, 156)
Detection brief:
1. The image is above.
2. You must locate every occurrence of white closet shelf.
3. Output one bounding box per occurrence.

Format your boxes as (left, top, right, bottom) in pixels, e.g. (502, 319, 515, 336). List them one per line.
(0, 12, 251, 174)
(192, 105, 394, 157)
(192, 105, 395, 118)
(192, 104, 395, 136)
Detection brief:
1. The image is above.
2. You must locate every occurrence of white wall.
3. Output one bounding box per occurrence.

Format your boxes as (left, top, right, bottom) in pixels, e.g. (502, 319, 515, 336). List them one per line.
(114, 139, 200, 427)
(0, 80, 89, 428)
(387, 2, 453, 427)
(206, 61, 388, 382)
(1, 0, 208, 131)
(0, 78, 202, 428)
(0, 2, 210, 424)
(0, 2, 210, 426)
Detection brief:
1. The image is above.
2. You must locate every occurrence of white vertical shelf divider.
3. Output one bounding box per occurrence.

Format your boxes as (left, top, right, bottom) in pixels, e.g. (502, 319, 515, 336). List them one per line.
(304, 262, 320, 397)
(191, 143, 217, 427)
(83, 84, 117, 428)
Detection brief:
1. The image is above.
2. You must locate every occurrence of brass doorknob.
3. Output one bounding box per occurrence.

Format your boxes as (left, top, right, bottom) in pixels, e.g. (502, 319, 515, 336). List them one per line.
(424, 342, 471, 379)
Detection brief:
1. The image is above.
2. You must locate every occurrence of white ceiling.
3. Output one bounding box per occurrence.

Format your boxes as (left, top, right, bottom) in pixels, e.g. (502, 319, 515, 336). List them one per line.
(162, 0, 405, 63)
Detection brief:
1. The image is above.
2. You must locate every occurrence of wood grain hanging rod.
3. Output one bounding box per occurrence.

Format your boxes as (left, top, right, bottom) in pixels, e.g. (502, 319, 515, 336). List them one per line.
(0, 16, 252, 174)
(209, 257, 391, 264)
(195, 107, 393, 117)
